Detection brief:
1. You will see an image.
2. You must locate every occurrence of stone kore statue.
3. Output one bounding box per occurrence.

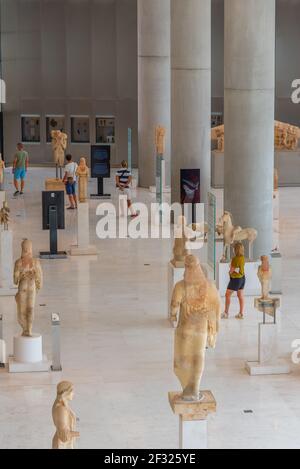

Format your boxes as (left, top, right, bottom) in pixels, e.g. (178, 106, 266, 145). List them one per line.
(52, 381, 80, 450)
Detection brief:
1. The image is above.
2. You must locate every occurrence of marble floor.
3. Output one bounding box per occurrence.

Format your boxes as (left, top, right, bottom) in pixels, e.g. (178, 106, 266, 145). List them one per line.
(0, 168, 300, 449)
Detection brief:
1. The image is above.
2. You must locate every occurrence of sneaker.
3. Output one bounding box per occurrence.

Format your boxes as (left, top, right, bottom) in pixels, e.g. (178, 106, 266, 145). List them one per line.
(67, 206, 76, 210)
(20, 192, 24, 195)
(14, 191, 20, 196)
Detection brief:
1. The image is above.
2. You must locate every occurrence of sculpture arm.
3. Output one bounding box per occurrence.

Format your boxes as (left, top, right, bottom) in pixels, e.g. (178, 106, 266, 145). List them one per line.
(170, 283, 183, 324)
(35, 260, 43, 291)
(13, 260, 21, 286)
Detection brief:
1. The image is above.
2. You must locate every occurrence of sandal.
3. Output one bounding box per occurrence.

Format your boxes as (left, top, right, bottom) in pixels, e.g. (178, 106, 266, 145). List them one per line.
(235, 313, 244, 320)
(222, 313, 229, 319)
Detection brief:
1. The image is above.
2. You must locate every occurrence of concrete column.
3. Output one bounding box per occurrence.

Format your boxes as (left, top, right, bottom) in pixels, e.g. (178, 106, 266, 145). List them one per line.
(138, 0, 171, 188)
(224, 0, 275, 259)
(171, 0, 211, 206)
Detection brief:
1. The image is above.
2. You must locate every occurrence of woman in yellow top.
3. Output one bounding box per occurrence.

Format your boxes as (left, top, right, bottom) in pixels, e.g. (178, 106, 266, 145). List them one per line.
(222, 242, 246, 320)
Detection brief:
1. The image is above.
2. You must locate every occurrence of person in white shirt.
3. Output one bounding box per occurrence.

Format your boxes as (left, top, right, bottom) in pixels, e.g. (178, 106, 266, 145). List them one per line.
(63, 154, 78, 210)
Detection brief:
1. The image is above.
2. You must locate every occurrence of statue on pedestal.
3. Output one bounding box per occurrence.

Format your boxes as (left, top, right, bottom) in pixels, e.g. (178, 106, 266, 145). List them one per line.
(0, 201, 9, 230)
(170, 255, 221, 402)
(171, 216, 191, 267)
(52, 381, 80, 450)
(0, 156, 5, 189)
(14, 239, 43, 337)
(51, 130, 68, 175)
(76, 157, 89, 203)
(257, 256, 272, 300)
(155, 126, 166, 155)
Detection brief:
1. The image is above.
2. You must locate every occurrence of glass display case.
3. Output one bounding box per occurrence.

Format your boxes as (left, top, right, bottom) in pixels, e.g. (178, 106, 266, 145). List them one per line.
(21, 115, 40, 143)
(71, 116, 90, 143)
(96, 116, 115, 144)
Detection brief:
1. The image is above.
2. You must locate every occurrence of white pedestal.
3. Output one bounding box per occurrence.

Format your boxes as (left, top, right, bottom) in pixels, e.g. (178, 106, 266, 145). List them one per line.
(0, 338, 6, 365)
(217, 260, 261, 297)
(70, 203, 97, 256)
(246, 323, 290, 376)
(9, 335, 51, 373)
(271, 253, 282, 295)
(0, 191, 5, 207)
(169, 391, 216, 450)
(0, 230, 17, 296)
(168, 262, 185, 322)
(179, 418, 207, 450)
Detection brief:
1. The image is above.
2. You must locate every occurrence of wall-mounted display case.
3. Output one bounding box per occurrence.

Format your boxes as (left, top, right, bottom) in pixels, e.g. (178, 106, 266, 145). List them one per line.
(71, 116, 90, 143)
(46, 116, 65, 143)
(21, 115, 40, 143)
(96, 116, 115, 144)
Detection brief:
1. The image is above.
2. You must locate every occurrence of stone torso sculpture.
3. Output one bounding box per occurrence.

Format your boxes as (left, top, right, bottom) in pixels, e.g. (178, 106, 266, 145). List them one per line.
(155, 126, 166, 155)
(0, 157, 5, 185)
(171, 216, 191, 267)
(76, 157, 89, 203)
(170, 256, 221, 401)
(14, 240, 43, 337)
(52, 381, 80, 450)
(51, 130, 67, 167)
(257, 256, 272, 300)
(0, 201, 9, 230)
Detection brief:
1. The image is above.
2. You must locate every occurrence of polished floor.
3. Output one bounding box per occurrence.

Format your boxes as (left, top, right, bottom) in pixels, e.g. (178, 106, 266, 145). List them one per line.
(0, 168, 300, 449)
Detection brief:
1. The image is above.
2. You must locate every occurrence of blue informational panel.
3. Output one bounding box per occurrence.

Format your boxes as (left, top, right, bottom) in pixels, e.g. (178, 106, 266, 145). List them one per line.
(91, 145, 111, 179)
(207, 192, 217, 280)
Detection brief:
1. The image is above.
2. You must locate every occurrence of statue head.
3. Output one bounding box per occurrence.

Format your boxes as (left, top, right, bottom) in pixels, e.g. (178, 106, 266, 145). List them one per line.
(21, 239, 33, 258)
(79, 157, 87, 168)
(184, 255, 207, 286)
(56, 381, 74, 404)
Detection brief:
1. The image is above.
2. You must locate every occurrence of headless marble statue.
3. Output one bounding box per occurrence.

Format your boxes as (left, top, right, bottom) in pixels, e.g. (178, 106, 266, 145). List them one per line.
(155, 126, 166, 155)
(14, 239, 43, 337)
(170, 255, 221, 401)
(51, 130, 67, 168)
(257, 256, 272, 300)
(52, 381, 80, 450)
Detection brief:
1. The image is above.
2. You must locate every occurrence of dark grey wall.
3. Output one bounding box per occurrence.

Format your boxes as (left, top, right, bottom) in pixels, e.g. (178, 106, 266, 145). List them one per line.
(1, 0, 138, 165)
(211, 0, 300, 126)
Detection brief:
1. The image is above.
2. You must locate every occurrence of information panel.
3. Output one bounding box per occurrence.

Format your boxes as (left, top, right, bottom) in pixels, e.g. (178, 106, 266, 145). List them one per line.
(91, 145, 111, 179)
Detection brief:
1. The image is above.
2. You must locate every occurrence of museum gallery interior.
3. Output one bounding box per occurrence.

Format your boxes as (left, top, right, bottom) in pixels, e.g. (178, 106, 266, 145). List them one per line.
(0, 0, 300, 451)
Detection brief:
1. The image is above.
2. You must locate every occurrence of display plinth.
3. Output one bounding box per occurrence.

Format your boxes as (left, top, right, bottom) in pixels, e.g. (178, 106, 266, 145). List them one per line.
(70, 203, 97, 256)
(246, 297, 290, 376)
(271, 252, 282, 294)
(0, 191, 6, 207)
(9, 335, 51, 373)
(168, 262, 184, 324)
(45, 178, 65, 191)
(217, 260, 261, 297)
(0, 230, 17, 297)
(169, 391, 216, 450)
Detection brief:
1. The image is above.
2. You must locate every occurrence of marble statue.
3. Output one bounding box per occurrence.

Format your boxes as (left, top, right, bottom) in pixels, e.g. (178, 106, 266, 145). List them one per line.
(171, 216, 191, 267)
(212, 121, 300, 152)
(0, 157, 5, 187)
(257, 256, 272, 300)
(14, 239, 43, 337)
(76, 157, 89, 203)
(51, 130, 68, 167)
(216, 212, 257, 261)
(0, 201, 9, 230)
(155, 126, 166, 155)
(170, 255, 221, 402)
(52, 381, 80, 450)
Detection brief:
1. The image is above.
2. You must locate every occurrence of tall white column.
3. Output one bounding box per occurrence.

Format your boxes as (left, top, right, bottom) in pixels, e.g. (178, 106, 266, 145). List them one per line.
(224, 0, 275, 259)
(138, 0, 171, 188)
(171, 0, 211, 206)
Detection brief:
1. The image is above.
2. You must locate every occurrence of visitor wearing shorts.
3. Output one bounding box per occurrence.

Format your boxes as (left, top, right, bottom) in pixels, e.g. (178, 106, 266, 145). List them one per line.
(222, 242, 246, 320)
(63, 154, 78, 210)
(116, 160, 137, 217)
(13, 143, 29, 196)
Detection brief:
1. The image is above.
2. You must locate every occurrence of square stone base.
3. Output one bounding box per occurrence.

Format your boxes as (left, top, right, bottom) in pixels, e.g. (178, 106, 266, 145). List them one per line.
(245, 360, 291, 376)
(70, 245, 98, 256)
(169, 390, 216, 421)
(45, 178, 65, 191)
(8, 355, 51, 373)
